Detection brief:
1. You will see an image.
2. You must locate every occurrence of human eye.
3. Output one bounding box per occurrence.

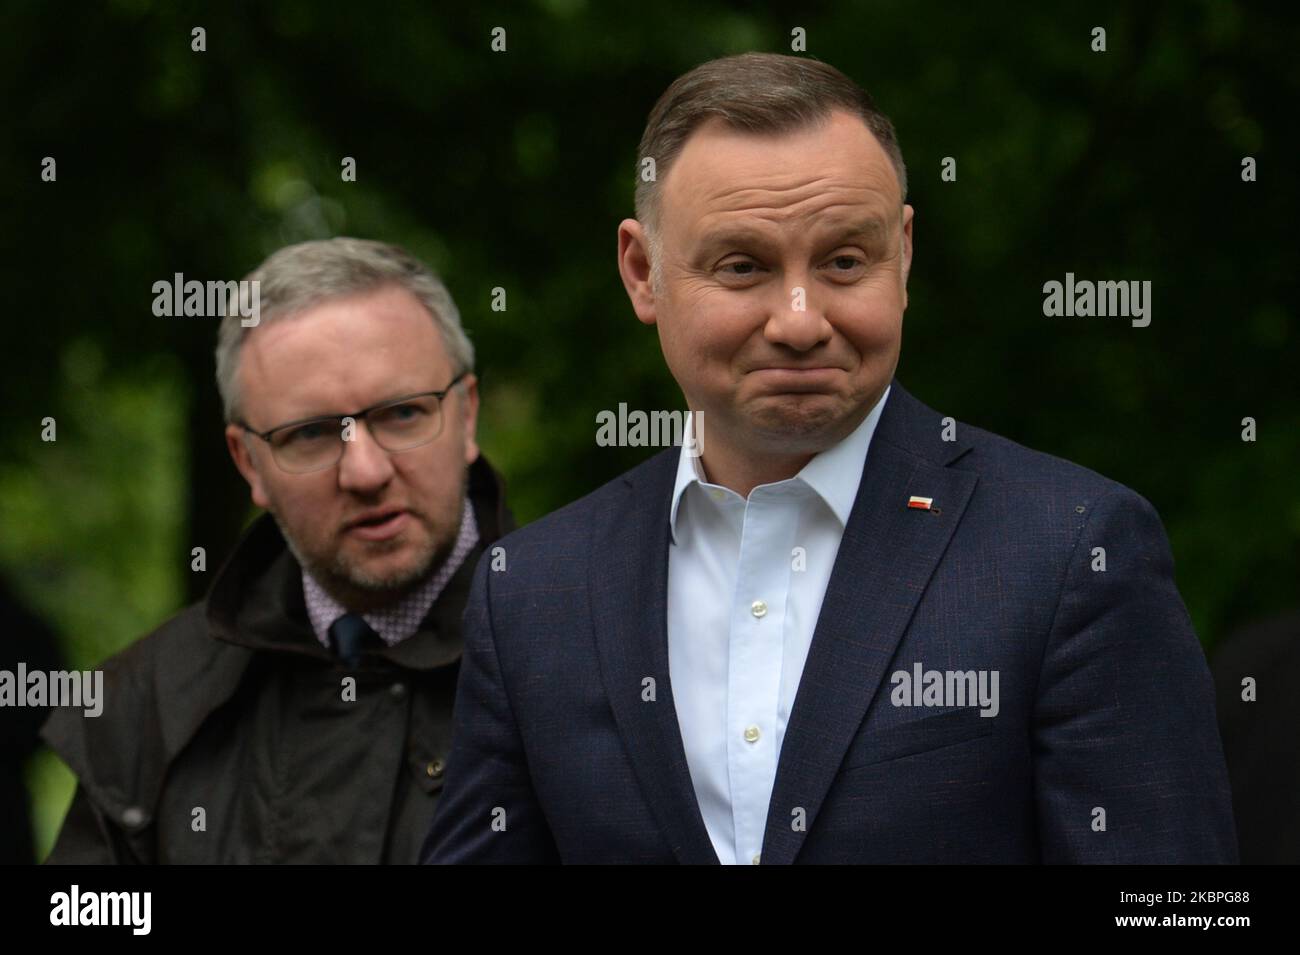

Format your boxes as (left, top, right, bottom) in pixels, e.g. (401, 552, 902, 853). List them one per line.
(821, 251, 867, 281)
(373, 401, 431, 428)
(716, 257, 766, 283)
(274, 420, 332, 448)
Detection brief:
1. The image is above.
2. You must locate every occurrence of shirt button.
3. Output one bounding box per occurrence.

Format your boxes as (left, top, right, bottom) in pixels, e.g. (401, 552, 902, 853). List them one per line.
(744, 725, 761, 743)
(751, 853, 762, 865)
(389, 682, 407, 699)
(751, 600, 767, 618)
(426, 759, 445, 779)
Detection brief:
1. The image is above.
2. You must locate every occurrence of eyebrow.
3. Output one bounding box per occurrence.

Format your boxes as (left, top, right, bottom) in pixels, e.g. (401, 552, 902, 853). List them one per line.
(694, 227, 777, 258)
(695, 217, 892, 257)
(259, 390, 436, 434)
(821, 217, 892, 245)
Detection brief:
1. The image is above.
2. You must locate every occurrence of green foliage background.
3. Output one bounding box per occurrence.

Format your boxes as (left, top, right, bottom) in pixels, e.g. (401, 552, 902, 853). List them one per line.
(2, 1, 1296, 859)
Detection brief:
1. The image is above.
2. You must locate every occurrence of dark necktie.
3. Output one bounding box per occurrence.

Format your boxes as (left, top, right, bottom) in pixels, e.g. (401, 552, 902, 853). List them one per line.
(328, 613, 381, 668)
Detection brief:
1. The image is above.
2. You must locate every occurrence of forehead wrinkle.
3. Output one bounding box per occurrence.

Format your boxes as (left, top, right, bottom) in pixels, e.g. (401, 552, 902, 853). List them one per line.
(697, 172, 836, 210)
(692, 172, 897, 224)
(695, 193, 896, 246)
(689, 149, 901, 204)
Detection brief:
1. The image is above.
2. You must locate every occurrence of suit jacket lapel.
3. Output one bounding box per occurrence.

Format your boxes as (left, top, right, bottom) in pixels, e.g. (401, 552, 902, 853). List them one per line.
(760, 383, 979, 864)
(588, 448, 720, 864)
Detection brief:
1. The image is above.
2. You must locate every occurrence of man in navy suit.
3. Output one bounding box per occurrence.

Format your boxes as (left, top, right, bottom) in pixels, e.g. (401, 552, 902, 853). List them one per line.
(423, 53, 1237, 864)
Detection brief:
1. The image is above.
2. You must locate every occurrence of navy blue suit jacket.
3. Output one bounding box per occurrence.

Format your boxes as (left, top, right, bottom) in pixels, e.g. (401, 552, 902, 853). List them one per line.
(423, 381, 1237, 863)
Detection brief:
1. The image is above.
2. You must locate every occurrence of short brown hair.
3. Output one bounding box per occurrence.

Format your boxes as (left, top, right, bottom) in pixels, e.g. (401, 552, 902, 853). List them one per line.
(634, 53, 907, 232)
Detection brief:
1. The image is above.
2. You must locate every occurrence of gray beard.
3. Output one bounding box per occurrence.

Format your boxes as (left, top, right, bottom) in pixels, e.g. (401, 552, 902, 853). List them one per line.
(275, 516, 449, 612)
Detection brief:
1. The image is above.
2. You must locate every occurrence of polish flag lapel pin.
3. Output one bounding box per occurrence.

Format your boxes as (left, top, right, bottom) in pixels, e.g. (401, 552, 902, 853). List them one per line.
(907, 496, 933, 511)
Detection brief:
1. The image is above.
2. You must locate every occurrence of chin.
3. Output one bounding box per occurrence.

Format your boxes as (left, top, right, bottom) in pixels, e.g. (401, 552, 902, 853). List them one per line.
(347, 539, 442, 592)
(344, 561, 427, 594)
(751, 398, 844, 434)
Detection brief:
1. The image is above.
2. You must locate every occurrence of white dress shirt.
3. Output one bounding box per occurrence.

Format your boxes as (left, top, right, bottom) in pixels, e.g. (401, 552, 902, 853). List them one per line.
(666, 386, 890, 865)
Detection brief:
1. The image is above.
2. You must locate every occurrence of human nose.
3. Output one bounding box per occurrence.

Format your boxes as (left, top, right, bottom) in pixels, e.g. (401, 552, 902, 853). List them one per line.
(763, 269, 833, 352)
(336, 418, 395, 493)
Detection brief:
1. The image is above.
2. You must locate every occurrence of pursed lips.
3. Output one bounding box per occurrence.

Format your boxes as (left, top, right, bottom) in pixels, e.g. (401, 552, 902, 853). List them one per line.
(750, 365, 839, 372)
(745, 365, 845, 394)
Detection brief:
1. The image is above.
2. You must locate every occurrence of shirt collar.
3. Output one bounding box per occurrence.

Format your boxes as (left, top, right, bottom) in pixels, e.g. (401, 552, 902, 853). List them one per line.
(669, 385, 891, 543)
(302, 496, 480, 648)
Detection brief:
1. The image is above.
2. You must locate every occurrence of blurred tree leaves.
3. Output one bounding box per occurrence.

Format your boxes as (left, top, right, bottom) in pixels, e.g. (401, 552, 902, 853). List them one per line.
(2, 0, 1296, 679)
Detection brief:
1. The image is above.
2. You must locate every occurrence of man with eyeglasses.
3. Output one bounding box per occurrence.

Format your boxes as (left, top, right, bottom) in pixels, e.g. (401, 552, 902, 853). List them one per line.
(41, 237, 513, 863)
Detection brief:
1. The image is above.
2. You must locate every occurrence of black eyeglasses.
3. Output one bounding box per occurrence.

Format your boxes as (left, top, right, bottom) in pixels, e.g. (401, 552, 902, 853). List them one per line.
(239, 371, 468, 473)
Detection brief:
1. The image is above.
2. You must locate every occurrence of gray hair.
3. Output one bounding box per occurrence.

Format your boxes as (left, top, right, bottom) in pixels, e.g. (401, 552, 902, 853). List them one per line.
(215, 237, 474, 422)
(634, 52, 908, 241)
